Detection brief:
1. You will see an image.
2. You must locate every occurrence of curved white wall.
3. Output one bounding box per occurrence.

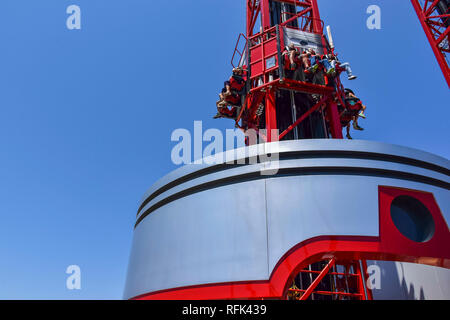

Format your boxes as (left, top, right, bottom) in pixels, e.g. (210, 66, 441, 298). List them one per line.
(124, 140, 450, 299)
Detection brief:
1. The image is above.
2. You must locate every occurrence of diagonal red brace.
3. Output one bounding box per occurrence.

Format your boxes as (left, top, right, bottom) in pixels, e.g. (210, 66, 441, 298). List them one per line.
(279, 95, 329, 140)
(299, 258, 336, 301)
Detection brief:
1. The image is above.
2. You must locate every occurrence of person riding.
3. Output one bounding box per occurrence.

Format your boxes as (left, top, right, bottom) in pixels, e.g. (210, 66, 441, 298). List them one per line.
(342, 88, 366, 139)
(308, 51, 357, 82)
(300, 50, 312, 70)
(307, 48, 322, 73)
(330, 55, 357, 81)
(214, 67, 246, 119)
(283, 43, 301, 70)
(345, 88, 366, 120)
(320, 53, 338, 77)
(282, 43, 304, 81)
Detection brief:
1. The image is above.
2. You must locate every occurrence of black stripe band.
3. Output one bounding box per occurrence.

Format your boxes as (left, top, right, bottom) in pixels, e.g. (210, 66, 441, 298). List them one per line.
(135, 166, 450, 229)
(136, 150, 449, 217)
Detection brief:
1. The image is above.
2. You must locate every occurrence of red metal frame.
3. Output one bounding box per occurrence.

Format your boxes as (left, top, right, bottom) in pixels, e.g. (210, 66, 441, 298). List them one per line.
(231, 33, 248, 68)
(279, 94, 328, 140)
(240, 0, 344, 142)
(361, 259, 374, 300)
(234, 1, 450, 144)
(232, 0, 450, 145)
(287, 259, 369, 300)
(411, 0, 450, 87)
(133, 186, 450, 300)
(298, 258, 336, 300)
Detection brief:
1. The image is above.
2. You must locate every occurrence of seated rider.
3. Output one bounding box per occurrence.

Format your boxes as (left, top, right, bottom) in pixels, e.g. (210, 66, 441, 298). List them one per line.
(214, 67, 246, 119)
(329, 54, 357, 81)
(282, 43, 304, 81)
(342, 88, 367, 139)
(300, 50, 311, 70)
(306, 48, 329, 88)
(345, 88, 366, 119)
(309, 51, 357, 81)
(319, 54, 338, 77)
(307, 48, 321, 73)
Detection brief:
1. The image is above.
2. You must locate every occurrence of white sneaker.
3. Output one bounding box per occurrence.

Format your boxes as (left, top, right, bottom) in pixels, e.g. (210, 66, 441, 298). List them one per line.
(348, 75, 357, 80)
(358, 111, 366, 119)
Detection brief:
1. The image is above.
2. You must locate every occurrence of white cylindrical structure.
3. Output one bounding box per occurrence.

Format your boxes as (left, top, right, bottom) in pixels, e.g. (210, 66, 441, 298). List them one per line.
(124, 140, 450, 300)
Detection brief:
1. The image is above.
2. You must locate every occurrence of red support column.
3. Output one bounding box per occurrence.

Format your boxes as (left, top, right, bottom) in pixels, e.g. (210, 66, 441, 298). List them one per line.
(411, 0, 450, 87)
(310, 0, 329, 55)
(247, 0, 261, 37)
(310, 0, 323, 34)
(260, 0, 272, 30)
(354, 262, 367, 300)
(326, 99, 343, 139)
(247, 0, 253, 36)
(265, 88, 278, 142)
(361, 260, 374, 300)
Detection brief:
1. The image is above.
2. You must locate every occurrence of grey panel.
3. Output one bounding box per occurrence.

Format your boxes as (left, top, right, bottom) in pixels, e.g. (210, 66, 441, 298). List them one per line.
(367, 261, 450, 300)
(124, 180, 269, 299)
(283, 27, 324, 54)
(266, 175, 380, 272)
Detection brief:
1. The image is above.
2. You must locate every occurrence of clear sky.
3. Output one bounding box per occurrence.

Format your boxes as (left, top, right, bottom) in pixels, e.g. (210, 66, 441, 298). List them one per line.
(0, 0, 448, 299)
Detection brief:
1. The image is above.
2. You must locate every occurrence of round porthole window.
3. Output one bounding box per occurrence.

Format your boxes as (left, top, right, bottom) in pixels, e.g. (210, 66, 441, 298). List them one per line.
(390, 195, 435, 243)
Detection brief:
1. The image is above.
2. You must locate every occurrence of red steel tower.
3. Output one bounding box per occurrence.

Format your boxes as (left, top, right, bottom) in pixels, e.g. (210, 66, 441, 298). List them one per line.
(232, 0, 346, 143)
(411, 0, 450, 87)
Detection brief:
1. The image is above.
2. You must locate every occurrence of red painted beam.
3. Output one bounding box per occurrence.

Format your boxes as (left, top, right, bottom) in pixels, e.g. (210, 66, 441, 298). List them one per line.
(265, 88, 278, 142)
(310, 0, 323, 34)
(411, 0, 450, 87)
(279, 95, 329, 140)
(326, 99, 343, 139)
(299, 258, 336, 300)
(260, 0, 272, 31)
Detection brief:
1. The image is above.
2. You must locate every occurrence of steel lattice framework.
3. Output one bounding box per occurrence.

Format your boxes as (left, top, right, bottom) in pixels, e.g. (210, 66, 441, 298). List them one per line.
(412, 0, 450, 87)
(232, 0, 344, 143)
(231, 1, 449, 146)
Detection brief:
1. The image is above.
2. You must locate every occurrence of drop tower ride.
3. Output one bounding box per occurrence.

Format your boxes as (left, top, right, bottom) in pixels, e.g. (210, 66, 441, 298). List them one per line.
(124, 1, 450, 300)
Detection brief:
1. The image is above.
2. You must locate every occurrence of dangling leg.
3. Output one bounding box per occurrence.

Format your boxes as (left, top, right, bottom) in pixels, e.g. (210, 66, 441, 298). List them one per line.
(214, 95, 226, 119)
(346, 124, 352, 139)
(340, 62, 357, 80)
(358, 104, 367, 119)
(352, 115, 364, 131)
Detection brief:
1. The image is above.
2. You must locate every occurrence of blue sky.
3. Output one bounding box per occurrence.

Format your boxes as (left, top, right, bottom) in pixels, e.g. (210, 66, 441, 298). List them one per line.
(0, 0, 448, 299)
